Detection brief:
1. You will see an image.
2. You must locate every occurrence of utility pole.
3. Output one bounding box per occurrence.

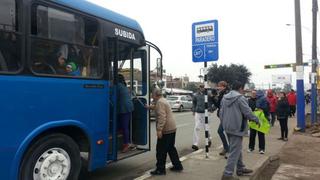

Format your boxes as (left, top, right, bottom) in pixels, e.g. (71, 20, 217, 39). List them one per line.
(311, 0, 318, 124)
(294, 0, 305, 131)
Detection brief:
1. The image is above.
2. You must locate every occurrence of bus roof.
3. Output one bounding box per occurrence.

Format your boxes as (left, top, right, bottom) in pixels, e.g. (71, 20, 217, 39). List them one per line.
(53, 0, 144, 33)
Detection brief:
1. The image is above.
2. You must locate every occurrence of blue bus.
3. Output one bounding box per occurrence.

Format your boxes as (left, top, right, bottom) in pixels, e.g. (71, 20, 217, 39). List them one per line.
(0, 0, 162, 179)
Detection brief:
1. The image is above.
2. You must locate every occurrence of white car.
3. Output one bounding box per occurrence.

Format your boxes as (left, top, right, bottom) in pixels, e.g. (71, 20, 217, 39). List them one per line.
(167, 95, 193, 112)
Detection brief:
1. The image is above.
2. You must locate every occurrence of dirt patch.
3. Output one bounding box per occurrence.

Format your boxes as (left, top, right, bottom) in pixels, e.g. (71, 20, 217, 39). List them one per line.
(256, 158, 280, 180)
(256, 119, 320, 180)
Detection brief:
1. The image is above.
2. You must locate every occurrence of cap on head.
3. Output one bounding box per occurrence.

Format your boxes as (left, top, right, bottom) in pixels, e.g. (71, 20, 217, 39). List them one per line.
(66, 62, 77, 71)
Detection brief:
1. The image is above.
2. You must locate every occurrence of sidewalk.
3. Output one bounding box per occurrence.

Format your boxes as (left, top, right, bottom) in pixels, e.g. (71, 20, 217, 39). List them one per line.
(144, 118, 297, 180)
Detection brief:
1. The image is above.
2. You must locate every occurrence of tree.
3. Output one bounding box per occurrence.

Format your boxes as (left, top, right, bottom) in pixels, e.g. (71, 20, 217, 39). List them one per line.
(247, 82, 256, 90)
(207, 63, 252, 87)
(184, 82, 198, 93)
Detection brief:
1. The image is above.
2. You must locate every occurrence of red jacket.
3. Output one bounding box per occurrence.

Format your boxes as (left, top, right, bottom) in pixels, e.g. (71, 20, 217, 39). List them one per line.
(287, 92, 297, 106)
(267, 95, 277, 112)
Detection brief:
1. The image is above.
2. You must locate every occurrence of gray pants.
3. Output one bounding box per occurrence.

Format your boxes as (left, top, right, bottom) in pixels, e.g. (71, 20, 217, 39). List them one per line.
(223, 134, 245, 176)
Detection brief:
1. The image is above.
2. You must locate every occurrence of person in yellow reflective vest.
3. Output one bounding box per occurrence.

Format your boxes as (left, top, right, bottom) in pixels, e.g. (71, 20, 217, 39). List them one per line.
(247, 90, 270, 154)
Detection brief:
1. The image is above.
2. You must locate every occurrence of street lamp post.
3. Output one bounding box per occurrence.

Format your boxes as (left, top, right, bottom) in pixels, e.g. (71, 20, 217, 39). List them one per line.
(294, 0, 305, 131)
(287, 12, 318, 125)
(199, 68, 204, 83)
(311, 0, 318, 124)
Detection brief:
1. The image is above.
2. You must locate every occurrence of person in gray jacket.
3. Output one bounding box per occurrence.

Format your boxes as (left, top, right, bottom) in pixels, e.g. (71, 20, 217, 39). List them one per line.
(191, 84, 212, 151)
(219, 81, 260, 180)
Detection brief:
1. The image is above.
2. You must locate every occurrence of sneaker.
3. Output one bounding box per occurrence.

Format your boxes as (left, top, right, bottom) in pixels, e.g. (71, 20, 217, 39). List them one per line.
(170, 166, 183, 172)
(259, 150, 265, 154)
(129, 145, 137, 150)
(247, 149, 253, 153)
(283, 138, 288, 141)
(221, 174, 240, 180)
(192, 145, 199, 151)
(150, 169, 166, 175)
(236, 168, 253, 176)
(219, 149, 227, 156)
(277, 137, 284, 140)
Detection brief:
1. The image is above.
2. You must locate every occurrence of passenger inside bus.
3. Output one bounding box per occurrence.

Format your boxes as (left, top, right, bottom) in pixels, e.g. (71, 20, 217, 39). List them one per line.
(56, 44, 83, 75)
(66, 62, 80, 76)
(0, 31, 20, 72)
(117, 74, 135, 153)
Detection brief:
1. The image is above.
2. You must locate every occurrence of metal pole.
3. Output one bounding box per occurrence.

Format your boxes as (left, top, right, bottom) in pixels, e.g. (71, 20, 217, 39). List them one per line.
(311, 0, 318, 124)
(204, 62, 209, 158)
(170, 73, 173, 94)
(294, 0, 305, 130)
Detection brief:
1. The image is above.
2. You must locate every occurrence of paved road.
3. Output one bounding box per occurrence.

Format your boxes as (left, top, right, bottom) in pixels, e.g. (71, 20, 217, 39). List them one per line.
(88, 111, 221, 180)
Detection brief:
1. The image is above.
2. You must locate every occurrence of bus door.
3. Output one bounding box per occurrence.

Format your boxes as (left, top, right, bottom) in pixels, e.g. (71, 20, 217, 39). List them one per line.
(106, 39, 150, 161)
(130, 47, 150, 151)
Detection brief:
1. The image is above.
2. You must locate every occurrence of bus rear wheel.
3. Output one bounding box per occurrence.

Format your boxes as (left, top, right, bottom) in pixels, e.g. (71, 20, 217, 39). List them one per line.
(19, 133, 81, 180)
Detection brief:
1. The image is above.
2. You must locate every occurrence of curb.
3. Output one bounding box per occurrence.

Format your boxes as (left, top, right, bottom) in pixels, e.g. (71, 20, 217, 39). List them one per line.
(240, 155, 280, 180)
(245, 154, 280, 180)
(134, 149, 204, 180)
(248, 156, 271, 180)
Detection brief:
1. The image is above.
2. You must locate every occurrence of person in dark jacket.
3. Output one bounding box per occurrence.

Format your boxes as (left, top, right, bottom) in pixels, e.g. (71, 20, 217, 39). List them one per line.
(212, 81, 230, 156)
(117, 74, 134, 153)
(248, 91, 257, 111)
(248, 90, 269, 154)
(247, 90, 256, 137)
(276, 92, 290, 141)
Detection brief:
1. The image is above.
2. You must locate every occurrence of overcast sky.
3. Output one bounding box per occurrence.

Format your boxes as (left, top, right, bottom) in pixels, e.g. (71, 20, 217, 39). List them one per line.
(87, 0, 317, 89)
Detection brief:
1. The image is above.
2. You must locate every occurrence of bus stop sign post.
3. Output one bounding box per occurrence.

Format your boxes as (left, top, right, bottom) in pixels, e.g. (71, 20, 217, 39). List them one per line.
(192, 20, 219, 158)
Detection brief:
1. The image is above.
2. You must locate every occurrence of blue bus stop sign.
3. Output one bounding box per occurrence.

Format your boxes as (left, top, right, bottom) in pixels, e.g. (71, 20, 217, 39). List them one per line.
(192, 20, 219, 62)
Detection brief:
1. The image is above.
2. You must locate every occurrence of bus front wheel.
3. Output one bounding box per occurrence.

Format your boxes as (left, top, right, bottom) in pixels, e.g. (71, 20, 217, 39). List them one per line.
(19, 133, 81, 180)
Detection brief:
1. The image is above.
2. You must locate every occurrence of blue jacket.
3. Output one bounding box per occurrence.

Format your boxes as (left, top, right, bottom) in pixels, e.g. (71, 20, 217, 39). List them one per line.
(68, 68, 81, 76)
(117, 83, 134, 114)
(256, 90, 270, 118)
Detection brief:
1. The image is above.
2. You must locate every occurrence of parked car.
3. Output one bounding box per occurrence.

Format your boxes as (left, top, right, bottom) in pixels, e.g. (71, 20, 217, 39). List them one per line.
(167, 95, 193, 112)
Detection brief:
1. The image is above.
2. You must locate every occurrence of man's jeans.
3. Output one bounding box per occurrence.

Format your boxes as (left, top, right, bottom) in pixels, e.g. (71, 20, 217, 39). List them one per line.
(218, 123, 229, 152)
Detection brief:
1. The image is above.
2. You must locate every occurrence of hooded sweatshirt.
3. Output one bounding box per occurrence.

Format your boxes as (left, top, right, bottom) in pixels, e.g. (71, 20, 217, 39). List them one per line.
(267, 90, 277, 113)
(256, 90, 270, 117)
(220, 90, 259, 137)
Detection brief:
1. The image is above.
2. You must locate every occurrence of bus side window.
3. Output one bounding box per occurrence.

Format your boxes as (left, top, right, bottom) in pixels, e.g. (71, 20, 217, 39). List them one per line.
(30, 5, 102, 78)
(81, 18, 100, 77)
(0, 0, 21, 73)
